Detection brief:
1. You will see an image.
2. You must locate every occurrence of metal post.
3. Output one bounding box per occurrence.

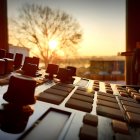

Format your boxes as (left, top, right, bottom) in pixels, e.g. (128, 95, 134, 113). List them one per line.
(0, 0, 8, 51)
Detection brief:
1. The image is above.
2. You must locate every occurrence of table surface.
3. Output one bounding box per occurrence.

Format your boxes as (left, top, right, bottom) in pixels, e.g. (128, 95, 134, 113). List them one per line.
(0, 74, 140, 140)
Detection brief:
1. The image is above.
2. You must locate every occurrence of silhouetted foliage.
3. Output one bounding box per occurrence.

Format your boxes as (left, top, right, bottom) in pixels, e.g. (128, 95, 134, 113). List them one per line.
(9, 3, 83, 67)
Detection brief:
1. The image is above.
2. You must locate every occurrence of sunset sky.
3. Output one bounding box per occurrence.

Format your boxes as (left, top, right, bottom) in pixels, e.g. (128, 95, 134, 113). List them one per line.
(8, 0, 126, 57)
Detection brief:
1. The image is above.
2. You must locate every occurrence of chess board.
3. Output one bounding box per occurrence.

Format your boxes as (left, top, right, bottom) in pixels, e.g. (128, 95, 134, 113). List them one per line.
(0, 77, 140, 140)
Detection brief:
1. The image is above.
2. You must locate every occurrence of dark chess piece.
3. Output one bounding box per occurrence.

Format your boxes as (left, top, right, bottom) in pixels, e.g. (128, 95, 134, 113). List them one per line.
(3, 75, 36, 106)
(0, 59, 5, 75)
(56, 68, 68, 83)
(66, 66, 77, 83)
(0, 103, 33, 134)
(5, 52, 14, 59)
(45, 64, 59, 80)
(1, 75, 36, 133)
(14, 53, 23, 70)
(56, 67, 75, 84)
(23, 63, 38, 77)
(67, 66, 76, 76)
(22, 56, 33, 71)
(3, 58, 14, 74)
(0, 49, 6, 59)
(32, 56, 40, 70)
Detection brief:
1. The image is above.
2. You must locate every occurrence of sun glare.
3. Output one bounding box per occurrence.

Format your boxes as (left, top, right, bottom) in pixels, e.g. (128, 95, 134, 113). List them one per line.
(48, 40, 58, 50)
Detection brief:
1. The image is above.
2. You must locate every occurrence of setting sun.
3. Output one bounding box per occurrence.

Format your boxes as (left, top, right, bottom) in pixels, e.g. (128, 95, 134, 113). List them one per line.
(48, 40, 58, 50)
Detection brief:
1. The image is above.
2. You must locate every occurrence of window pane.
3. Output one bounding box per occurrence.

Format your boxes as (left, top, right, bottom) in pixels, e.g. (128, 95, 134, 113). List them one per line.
(7, 0, 126, 83)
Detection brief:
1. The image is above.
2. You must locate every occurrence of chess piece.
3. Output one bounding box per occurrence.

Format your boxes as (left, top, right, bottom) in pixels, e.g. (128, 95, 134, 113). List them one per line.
(56, 68, 71, 83)
(3, 58, 14, 74)
(3, 75, 36, 106)
(67, 66, 76, 83)
(0, 59, 6, 75)
(23, 63, 38, 77)
(67, 66, 76, 76)
(14, 53, 23, 70)
(0, 49, 6, 59)
(45, 64, 59, 80)
(0, 103, 33, 134)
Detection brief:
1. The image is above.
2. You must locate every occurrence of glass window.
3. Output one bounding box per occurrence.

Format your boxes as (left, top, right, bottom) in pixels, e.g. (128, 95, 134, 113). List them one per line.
(7, 0, 126, 83)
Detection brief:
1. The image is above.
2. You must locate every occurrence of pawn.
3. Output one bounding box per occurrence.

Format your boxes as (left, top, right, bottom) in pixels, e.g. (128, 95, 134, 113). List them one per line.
(3, 75, 36, 106)
(67, 66, 76, 83)
(45, 64, 59, 80)
(67, 66, 76, 76)
(0, 103, 33, 134)
(23, 63, 38, 77)
(56, 68, 75, 84)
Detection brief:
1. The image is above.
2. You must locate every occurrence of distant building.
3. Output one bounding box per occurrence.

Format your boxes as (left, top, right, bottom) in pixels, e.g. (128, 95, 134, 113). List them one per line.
(9, 44, 30, 63)
(89, 56, 125, 81)
(9, 44, 30, 64)
(9, 44, 29, 56)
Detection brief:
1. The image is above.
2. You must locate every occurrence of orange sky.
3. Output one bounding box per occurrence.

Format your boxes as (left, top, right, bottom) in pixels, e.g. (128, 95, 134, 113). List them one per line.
(8, 0, 126, 57)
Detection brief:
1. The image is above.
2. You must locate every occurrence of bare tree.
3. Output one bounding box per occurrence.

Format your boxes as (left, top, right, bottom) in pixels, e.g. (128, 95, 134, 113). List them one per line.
(9, 3, 83, 68)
